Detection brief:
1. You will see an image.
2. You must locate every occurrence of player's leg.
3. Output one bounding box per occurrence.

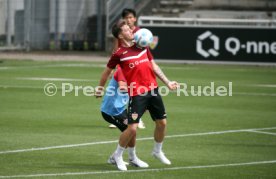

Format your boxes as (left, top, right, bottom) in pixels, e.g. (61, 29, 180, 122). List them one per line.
(154, 119, 166, 143)
(117, 109, 147, 167)
(148, 88, 171, 165)
(111, 123, 137, 171)
(112, 95, 149, 170)
(152, 118, 171, 165)
(108, 129, 149, 169)
(108, 121, 148, 168)
(106, 110, 129, 165)
(101, 112, 127, 131)
(103, 110, 146, 167)
(126, 130, 148, 168)
(115, 110, 137, 148)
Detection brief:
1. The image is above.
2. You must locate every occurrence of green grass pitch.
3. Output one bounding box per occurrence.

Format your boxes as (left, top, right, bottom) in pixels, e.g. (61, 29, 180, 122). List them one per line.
(0, 59, 276, 178)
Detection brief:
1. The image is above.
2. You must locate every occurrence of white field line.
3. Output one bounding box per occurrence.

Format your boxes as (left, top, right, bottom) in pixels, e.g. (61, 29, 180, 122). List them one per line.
(0, 64, 106, 70)
(47, 64, 106, 68)
(247, 84, 276, 88)
(0, 67, 10, 70)
(15, 77, 97, 82)
(0, 126, 276, 155)
(170, 90, 276, 97)
(0, 160, 275, 178)
(160, 66, 199, 70)
(0, 85, 44, 89)
(233, 92, 276, 97)
(248, 130, 276, 136)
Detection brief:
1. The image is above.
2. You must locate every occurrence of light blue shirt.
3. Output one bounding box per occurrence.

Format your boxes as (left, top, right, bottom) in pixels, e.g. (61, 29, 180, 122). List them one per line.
(101, 77, 129, 116)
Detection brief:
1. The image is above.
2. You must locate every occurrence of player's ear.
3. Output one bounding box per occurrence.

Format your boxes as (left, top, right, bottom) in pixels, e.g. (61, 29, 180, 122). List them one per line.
(118, 33, 123, 39)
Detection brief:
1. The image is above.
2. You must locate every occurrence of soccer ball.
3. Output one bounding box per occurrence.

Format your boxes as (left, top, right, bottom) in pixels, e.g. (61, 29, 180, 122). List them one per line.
(134, 28, 153, 47)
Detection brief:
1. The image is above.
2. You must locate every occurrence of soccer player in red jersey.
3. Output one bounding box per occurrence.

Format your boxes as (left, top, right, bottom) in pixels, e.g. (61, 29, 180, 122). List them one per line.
(96, 20, 178, 171)
(110, 8, 146, 129)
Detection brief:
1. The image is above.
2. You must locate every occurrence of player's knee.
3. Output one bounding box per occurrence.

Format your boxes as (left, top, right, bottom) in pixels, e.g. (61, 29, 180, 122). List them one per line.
(127, 124, 138, 135)
(156, 119, 167, 129)
(132, 131, 137, 138)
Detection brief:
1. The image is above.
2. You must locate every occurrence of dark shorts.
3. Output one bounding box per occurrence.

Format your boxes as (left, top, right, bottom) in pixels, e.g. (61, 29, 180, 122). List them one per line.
(128, 88, 167, 124)
(101, 109, 128, 132)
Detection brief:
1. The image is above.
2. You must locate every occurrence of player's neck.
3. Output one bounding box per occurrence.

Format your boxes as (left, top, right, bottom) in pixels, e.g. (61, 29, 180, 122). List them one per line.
(121, 39, 134, 48)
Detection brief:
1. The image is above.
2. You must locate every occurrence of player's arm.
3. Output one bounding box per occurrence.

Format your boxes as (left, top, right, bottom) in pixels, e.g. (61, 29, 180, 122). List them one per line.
(108, 69, 115, 79)
(151, 60, 178, 90)
(96, 67, 113, 98)
(151, 60, 169, 85)
(96, 49, 120, 97)
(116, 67, 128, 93)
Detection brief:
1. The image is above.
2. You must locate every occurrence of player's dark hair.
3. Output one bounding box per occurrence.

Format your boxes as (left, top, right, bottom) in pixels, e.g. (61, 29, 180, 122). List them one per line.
(112, 19, 126, 38)
(122, 8, 136, 18)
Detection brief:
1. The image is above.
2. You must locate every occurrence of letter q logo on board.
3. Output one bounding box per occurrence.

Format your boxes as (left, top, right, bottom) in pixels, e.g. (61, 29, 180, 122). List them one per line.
(197, 31, 220, 58)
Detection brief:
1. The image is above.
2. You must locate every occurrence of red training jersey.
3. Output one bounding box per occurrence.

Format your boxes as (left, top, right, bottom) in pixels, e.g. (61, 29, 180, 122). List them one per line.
(132, 26, 140, 34)
(107, 45, 157, 96)
(113, 66, 126, 82)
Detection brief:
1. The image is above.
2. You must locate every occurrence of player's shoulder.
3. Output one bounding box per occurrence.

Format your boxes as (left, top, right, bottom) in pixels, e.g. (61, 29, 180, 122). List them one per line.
(112, 47, 125, 56)
(133, 26, 140, 33)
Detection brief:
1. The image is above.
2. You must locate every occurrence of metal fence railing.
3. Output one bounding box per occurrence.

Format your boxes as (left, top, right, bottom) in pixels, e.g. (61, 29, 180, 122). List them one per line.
(0, 0, 153, 51)
(138, 16, 276, 28)
(0, 0, 103, 51)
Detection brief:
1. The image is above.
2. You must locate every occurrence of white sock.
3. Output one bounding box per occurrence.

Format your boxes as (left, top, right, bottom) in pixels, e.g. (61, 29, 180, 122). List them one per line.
(128, 147, 137, 160)
(154, 141, 163, 153)
(114, 144, 125, 157)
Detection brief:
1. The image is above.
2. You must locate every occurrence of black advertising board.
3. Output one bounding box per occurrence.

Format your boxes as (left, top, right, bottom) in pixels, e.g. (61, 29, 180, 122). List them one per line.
(145, 26, 276, 62)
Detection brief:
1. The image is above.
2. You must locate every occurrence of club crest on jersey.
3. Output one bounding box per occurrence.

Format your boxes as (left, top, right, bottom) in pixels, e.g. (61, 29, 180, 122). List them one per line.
(149, 36, 159, 50)
(131, 113, 138, 120)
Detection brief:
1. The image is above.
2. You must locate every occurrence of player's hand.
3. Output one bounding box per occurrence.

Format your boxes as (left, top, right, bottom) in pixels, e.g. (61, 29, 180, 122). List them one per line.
(119, 86, 128, 93)
(118, 81, 128, 93)
(167, 81, 179, 90)
(95, 86, 104, 98)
